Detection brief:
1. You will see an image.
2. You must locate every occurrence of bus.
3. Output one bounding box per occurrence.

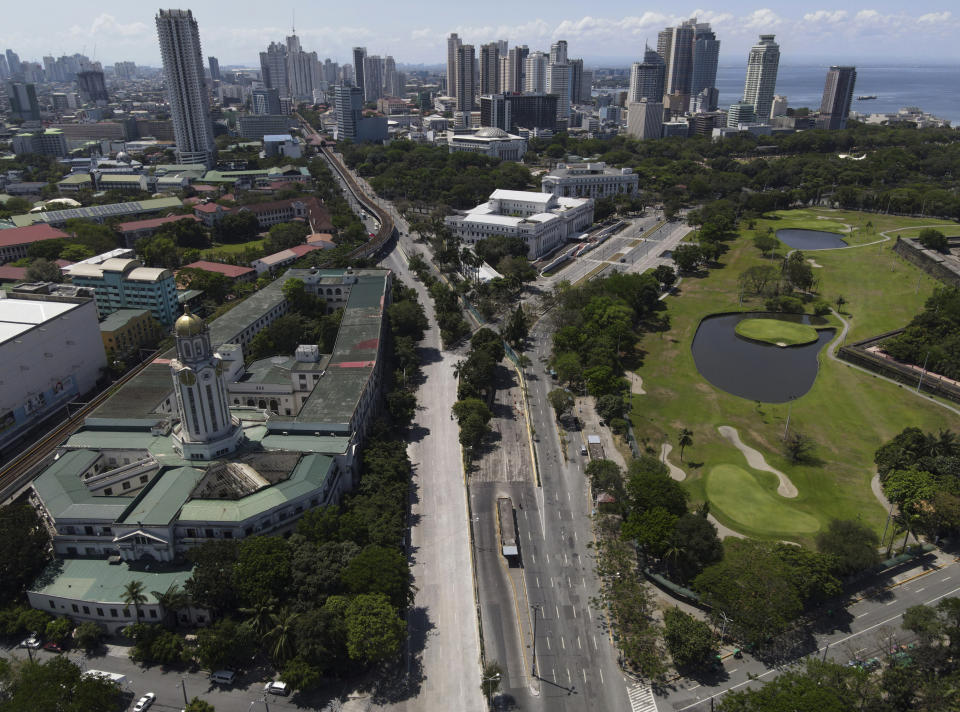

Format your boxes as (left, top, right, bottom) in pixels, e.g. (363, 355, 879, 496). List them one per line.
(497, 497, 518, 557)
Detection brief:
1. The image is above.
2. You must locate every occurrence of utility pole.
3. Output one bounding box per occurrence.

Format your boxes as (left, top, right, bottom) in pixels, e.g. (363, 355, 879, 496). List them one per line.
(531, 604, 542, 678)
(916, 351, 930, 393)
(181, 678, 189, 707)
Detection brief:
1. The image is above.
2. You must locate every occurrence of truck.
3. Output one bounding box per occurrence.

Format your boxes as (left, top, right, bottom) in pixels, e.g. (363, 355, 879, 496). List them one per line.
(497, 497, 518, 557)
(83, 670, 126, 686)
(587, 434, 604, 460)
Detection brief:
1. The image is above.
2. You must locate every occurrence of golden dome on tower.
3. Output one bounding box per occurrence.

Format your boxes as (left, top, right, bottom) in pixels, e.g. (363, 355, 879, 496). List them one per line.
(175, 307, 204, 337)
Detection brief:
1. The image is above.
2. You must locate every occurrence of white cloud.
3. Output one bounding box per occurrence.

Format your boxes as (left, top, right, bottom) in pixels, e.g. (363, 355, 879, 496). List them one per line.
(742, 9, 785, 31)
(69, 13, 148, 39)
(802, 10, 849, 24)
(918, 11, 952, 24)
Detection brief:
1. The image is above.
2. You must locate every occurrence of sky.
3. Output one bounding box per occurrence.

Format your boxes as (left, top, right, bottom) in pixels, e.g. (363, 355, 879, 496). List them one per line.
(1, 2, 958, 68)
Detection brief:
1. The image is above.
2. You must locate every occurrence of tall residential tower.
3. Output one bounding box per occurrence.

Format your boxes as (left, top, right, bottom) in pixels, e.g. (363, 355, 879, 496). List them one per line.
(819, 66, 857, 130)
(742, 34, 780, 123)
(155, 9, 215, 167)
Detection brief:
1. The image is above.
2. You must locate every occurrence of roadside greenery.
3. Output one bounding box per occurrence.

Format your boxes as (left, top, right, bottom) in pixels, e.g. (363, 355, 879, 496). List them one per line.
(884, 287, 960, 379)
(0, 657, 122, 712)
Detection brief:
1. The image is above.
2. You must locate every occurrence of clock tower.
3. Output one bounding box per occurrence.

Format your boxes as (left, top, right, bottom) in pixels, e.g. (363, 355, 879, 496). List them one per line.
(169, 308, 242, 459)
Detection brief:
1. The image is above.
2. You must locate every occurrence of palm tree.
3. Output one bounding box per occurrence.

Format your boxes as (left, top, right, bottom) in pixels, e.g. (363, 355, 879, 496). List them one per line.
(151, 583, 190, 630)
(240, 596, 277, 638)
(678, 428, 694, 461)
(264, 607, 300, 664)
(122, 580, 148, 622)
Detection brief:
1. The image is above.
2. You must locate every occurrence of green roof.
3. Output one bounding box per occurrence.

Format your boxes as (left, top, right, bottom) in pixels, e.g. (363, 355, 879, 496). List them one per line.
(30, 557, 193, 606)
(202, 169, 269, 183)
(31, 450, 129, 521)
(11, 197, 183, 227)
(99, 308, 152, 332)
(178, 453, 333, 522)
(85, 361, 175, 427)
(63, 430, 188, 469)
(98, 174, 144, 184)
(119, 466, 205, 526)
(58, 174, 93, 185)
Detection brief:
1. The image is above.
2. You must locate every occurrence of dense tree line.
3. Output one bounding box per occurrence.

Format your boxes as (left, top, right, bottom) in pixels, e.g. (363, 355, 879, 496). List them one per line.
(884, 287, 960, 380)
(452, 328, 505, 460)
(340, 142, 533, 210)
(0, 656, 122, 712)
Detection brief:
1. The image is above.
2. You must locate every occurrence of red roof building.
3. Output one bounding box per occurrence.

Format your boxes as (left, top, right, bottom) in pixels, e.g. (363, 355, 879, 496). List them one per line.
(180, 260, 256, 282)
(116, 214, 201, 248)
(0, 224, 70, 264)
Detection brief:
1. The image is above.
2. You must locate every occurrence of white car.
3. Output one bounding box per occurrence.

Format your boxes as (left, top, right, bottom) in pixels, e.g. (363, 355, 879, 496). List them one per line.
(133, 692, 156, 711)
(19, 632, 41, 649)
(264, 681, 290, 696)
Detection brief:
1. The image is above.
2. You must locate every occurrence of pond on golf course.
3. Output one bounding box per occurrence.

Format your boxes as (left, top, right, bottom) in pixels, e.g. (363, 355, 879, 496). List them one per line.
(776, 228, 849, 250)
(691, 313, 835, 403)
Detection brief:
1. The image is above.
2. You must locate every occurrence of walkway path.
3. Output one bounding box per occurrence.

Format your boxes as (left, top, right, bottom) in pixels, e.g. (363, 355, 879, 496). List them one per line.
(717, 425, 799, 498)
(628, 372, 646, 395)
(659, 443, 685, 482)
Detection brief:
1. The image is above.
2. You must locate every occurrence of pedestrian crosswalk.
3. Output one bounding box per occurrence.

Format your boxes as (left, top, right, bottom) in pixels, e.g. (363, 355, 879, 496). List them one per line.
(627, 682, 658, 712)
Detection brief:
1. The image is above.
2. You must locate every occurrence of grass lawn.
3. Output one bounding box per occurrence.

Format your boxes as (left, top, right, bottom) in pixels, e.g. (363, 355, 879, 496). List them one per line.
(200, 238, 267, 258)
(630, 207, 960, 545)
(706, 464, 821, 537)
(735, 318, 819, 346)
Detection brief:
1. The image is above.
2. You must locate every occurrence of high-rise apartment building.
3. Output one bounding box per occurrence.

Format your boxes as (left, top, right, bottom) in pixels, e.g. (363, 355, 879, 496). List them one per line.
(627, 100, 664, 140)
(252, 87, 281, 115)
(335, 84, 363, 141)
(446, 33, 461, 97)
(76, 70, 109, 104)
(727, 101, 756, 126)
(286, 33, 319, 100)
(742, 34, 780, 123)
(114, 61, 137, 80)
(479, 43, 499, 95)
(546, 61, 571, 120)
(155, 9, 216, 168)
(363, 55, 383, 102)
(769, 94, 788, 119)
(549, 40, 568, 65)
(207, 56, 220, 81)
(819, 66, 857, 130)
(663, 20, 695, 100)
(6, 50, 21, 78)
(7, 82, 40, 121)
(382, 56, 398, 96)
(524, 51, 547, 93)
(629, 47, 666, 104)
(0, 54, 9, 80)
(260, 42, 289, 98)
(502, 45, 528, 93)
(455, 45, 476, 112)
(569, 59, 584, 105)
(352, 47, 367, 94)
(691, 23, 720, 110)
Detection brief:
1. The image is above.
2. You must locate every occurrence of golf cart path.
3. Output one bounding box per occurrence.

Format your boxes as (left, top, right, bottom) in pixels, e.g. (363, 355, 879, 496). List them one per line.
(717, 425, 799, 498)
(659, 443, 685, 481)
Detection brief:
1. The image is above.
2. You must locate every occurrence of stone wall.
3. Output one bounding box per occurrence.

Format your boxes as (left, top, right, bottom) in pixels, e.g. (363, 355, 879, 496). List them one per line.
(893, 237, 960, 287)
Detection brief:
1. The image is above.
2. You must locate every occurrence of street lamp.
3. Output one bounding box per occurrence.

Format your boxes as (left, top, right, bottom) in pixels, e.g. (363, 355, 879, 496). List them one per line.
(482, 670, 501, 707)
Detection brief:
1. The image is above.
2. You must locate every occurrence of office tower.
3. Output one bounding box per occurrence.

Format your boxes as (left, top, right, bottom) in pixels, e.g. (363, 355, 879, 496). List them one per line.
(479, 43, 499, 95)
(383, 56, 398, 96)
(352, 47, 367, 93)
(550, 40, 568, 65)
(743, 34, 780, 123)
(114, 61, 137, 80)
(155, 9, 216, 167)
(0, 54, 8, 80)
(727, 101, 756, 126)
(627, 100, 664, 140)
(7, 82, 40, 121)
(580, 69, 593, 103)
(662, 20, 695, 101)
(252, 87, 281, 115)
(819, 66, 857, 130)
(334, 84, 363, 140)
(524, 51, 547, 93)
(455, 45, 475, 112)
(323, 59, 338, 84)
(76, 70, 109, 104)
(207, 56, 220, 81)
(362, 55, 383, 102)
(446, 33, 461, 97)
(569, 59, 584, 105)
(503, 46, 527, 93)
(260, 41, 289, 98)
(629, 46, 666, 103)
(547, 61, 571, 120)
(691, 23, 720, 110)
(480, 93, 557, 132)
(769, 94, 788, 119)
(6, 50, 21, 78)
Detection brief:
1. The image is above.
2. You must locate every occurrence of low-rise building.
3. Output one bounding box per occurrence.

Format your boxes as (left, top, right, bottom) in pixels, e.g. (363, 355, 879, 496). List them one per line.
(262, 135, 302, 159)
(99, 308, 163, 359)
(115, 215, 202, 248)
(447, 127, 527, 161)
(541, 162, 639, 199)
(0, 224, 70, 264)
(180, 260, 256, 283)
(193, 197, 333, 233)
(9, 197, 184, 229)
(68, 258, 179, 326)
(250, 244, 322, 275)
(445, 189, 593, 259)
(12, 128, 68, 157)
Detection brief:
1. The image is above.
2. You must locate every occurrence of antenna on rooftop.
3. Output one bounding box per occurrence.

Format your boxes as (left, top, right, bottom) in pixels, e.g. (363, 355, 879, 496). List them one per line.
(292, 9, 295, 35)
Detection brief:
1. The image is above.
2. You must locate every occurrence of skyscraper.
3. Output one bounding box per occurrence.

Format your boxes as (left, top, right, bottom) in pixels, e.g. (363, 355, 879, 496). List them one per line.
(155, 9, 215, 167)
(446, 33, 461, 97)
(252, 87, 281, 115)
(286, 33, 318, 100)
(627, 100, 664, 140)
(504, 45, 528, 93)
(207, 56, 220, 81)
(525, 51, 547, 93)
(335, 84, 363, 141)
(628, 46, 666, 104)
(455, 44, 475, 112)
(76, 70, 109, 104)
(663, 20, 695, 100)
(352, 47, 367, 94)
(743, 34, 780, 123)
(691, 23, 720, 110)
(6, 82, 39, 121)
(6, 50, 21, 78)
(362, 55, 383, 102)
(479, 43, 499, 95)
(0, 54, 9, 80)
(569, 59, 584, 105)
(260, 42, 289, 98)
(819, 66, 857, 130)
(547, 61, 571, 120)
(383, 56, 398, 96)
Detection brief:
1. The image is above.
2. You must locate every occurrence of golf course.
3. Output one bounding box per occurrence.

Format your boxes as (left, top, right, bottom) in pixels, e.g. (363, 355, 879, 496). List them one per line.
(630, 208, 960, 546)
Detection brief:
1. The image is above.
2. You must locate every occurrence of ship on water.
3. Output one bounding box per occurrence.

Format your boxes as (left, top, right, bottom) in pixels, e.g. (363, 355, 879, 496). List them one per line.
(857, 95, 878, 100)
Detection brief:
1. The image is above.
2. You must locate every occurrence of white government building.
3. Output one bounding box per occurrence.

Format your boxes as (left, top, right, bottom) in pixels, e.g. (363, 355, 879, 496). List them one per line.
(446, 127, 528, 162)
(445, 189, 593, 259)
(541, 162, 639, 199)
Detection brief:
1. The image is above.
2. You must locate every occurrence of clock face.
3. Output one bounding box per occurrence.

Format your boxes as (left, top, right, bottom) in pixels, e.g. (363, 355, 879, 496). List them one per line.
(178, 370, 196, 386)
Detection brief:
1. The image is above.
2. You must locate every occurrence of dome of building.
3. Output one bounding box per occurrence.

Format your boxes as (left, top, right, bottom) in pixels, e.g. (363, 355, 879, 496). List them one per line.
(175, 308, 204, 337)
(475, 127, 509, 138)
(116, 151, 132, 163)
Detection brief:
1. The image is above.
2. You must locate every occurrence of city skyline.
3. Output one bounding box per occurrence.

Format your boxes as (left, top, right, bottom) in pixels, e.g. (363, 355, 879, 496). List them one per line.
(0, 3, 957, 67)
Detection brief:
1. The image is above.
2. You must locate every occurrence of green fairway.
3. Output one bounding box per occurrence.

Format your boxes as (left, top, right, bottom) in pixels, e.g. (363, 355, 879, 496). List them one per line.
(706, 464, 821, 537)
(734, 318, 818, 346)
(630, 207, 960, 545)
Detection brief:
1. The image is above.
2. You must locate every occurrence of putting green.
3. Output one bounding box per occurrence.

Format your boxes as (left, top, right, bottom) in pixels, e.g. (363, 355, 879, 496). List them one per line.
(735, 318, 818, 347)
(706, 464, 820, 536)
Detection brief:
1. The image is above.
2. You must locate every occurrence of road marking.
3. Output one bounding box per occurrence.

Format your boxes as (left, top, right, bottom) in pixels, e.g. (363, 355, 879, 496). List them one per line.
(593, 635, 598, 650)
(532, 554, 536, 564)
(689, 685, 700, 691)
(599, 668, 604, 684)
(627, 682, 658, 712)
(944, 577, 953, 582)
(556, 604, 560, 619)
(728, 669, 738, 674)
(577, 635, 582, 649)
(567, 668, 572, 686)
(916, 588, 925, 593)
(552, 669, 557, 684)
(527, 531, 532, 540)
(536, 577, 540, 588)
(561, 636, 566, 650)
(886, 600, 897, 605)
(583, 668, 587, 684)
(546, 637, 551, 651)
(856, 612, 870, 618)
(574, 531, 579, 542)
(545, 553, 549, 563)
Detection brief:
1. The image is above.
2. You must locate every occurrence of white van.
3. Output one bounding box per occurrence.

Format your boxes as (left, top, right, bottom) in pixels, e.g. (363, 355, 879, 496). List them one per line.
(265, 681, 290, 696)
(210, 670, 236, 685)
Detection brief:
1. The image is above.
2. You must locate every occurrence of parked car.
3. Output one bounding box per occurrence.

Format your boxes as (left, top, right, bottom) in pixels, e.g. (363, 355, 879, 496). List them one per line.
(19, 632, 41, 649)
(42, 641, 64, 653)
(264, 681, 290, 696)
(210, 670, 236, 685)
(133, 692, 155, 711)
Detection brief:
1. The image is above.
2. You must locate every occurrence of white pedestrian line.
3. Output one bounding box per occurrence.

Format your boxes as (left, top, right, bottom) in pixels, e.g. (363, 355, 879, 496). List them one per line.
(627, 682, 658, 712)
